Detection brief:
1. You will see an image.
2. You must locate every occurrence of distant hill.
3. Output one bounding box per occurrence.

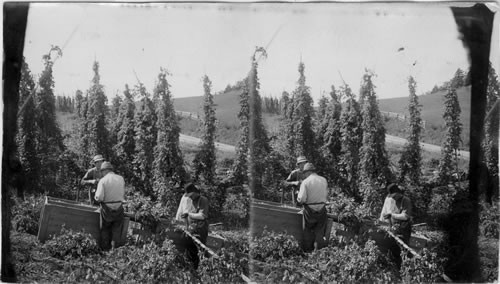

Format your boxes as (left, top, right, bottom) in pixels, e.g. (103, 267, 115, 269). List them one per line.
(379, 86, 471, 148)
(378, 86, 470, 131)
(173, 89, 241, 129)
(174, 85, 471, 148)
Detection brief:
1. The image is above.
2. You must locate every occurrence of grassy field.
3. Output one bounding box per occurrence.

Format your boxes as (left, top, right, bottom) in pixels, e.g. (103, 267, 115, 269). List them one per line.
(173, 89, 241, 128)
(380, 86, 471, 148)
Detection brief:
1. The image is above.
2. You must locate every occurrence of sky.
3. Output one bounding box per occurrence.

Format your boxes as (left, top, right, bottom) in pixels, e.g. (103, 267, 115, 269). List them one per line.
(23, 2, 499, 104)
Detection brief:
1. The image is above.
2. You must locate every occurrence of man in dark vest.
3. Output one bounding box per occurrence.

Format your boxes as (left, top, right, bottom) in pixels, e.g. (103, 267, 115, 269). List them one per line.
(94, 161, 125, 250)
(81, 154, 105, 205)
(383, 183, 413, 244)
(283, 156, 308, 205)
(180, 183, 209, 269)
(297, 163, 328, 252)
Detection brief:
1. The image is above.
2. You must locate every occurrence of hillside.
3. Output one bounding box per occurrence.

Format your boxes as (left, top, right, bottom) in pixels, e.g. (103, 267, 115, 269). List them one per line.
(174, 86, 472, 149)
(379, 86, 471, 148)
(174, 89, 242, 129)
(378, 86, 471, 133)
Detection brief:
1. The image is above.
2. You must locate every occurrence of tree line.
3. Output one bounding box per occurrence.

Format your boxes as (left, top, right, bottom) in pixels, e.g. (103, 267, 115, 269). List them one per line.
(15, 45, 499, 214)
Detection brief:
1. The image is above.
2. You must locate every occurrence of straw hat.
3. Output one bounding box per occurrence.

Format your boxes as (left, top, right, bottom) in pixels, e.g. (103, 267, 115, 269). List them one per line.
(303, 163, 316, 172)
(100, 161, 113, 171)
(296, 156, 308, 165)
(92, 154, 105, 163)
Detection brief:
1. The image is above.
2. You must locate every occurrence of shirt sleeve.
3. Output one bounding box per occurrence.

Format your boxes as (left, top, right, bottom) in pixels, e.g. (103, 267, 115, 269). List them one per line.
(81, 169, 93, 184)
(379, 197, 392, 222)
(286, 169, 299, 182)
(175, 196, 185, 220)
(176, 195, 194, 220)
(297, 179, 307, 203)
(94, 178, 105, 202)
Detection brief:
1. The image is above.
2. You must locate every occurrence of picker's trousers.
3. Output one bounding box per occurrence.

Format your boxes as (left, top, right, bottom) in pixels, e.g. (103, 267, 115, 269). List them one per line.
(302, 205, 327, 252)
(99, 204, 125, 250)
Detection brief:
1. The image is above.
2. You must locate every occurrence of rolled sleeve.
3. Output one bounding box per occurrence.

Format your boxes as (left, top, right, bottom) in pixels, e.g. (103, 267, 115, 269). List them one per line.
(297, 181, 307, 204)
(94, 179, 105, 202)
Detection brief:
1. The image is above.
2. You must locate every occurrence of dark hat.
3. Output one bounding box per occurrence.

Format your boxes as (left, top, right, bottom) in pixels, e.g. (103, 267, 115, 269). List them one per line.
(100, 161, 113, 171)
(296, 156, 308, 165)
(184, 183, 199, 193)
(92, 154, 105, 163)
(387, 183, 400, 194)
(303, 163, 316, 172)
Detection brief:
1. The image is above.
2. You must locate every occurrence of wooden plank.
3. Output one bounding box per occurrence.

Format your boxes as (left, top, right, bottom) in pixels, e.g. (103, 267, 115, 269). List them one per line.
(251, 203, 333, 244)
(38, 204, 100, 242)
(252, 202, 301, 213)
(38, 198, 129, 244)
(37, 201, 52, 242)
(46, 197, 98, 212)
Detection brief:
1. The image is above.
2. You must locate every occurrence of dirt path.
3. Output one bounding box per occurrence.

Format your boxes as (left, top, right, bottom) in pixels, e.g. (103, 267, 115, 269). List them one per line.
(179, 133, 470, 160)
(386, 134, 470, 160)
(179, 134, 236, 153)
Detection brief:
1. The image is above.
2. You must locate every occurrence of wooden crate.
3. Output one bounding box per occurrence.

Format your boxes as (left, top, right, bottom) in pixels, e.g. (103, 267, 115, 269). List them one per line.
(37, 196, 129, 244)
(251, 199, 333, 244)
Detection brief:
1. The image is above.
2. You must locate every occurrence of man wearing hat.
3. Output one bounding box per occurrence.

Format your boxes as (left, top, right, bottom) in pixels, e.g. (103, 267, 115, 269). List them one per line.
(283, 156, 308, 205)
(94, 161, 125, 250)
(297, 162, 328, 252)
(81, 154, 105, 205)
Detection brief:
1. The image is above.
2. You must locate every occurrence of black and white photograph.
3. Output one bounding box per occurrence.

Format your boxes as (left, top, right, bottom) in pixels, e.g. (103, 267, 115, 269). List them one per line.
(2, 1, 499, 283)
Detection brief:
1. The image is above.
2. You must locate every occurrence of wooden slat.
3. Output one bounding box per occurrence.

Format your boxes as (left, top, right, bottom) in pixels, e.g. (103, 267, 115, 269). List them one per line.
(38, 198, 129, 244)
(251, 203, 333, 244)
(46, 197, 98, 212)
(252, 202, 301, 213)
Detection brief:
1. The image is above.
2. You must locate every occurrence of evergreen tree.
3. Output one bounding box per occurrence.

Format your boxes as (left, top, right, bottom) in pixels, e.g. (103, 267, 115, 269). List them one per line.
(133, 82, 157, 197)
(338, 84, 363, 199)
(274, 91, 294, 170)
(36, 46, 64, 193)
(86, 61, 110, 158)
(290, 62, 317, 162)
(438, 84, 462, 185)
(233, 48, 271, 195)
(283, 91, 297, 170)
(483, 62, 499, 202)
(75, 90, 84, 117)
(152, 68, 186, 190)
(114, 85, 136, 178)
(320, 85, 342, 185)
(247, 53, 271, 196)
(451, 68, 466, 89)
(193, 75, 217, 184)
(316, 94, 330, 152)
(399, 76, 423, 185)
(108, 94, 123, 153)
(16, 59, 40, 194)
(317, 95, 328, 122)
(280, 91, 290, 116)
(233, 83, 250, 185)
(78, 94, 90, 167)
(358, 71, 391, 213)
(110, 94, 123, 121)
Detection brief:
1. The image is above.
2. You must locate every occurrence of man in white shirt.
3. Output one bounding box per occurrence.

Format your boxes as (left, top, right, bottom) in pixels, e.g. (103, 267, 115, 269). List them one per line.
(95, 161, 125, 250)
(176, 192, 195, 221)
(297, 163, 328, 252)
